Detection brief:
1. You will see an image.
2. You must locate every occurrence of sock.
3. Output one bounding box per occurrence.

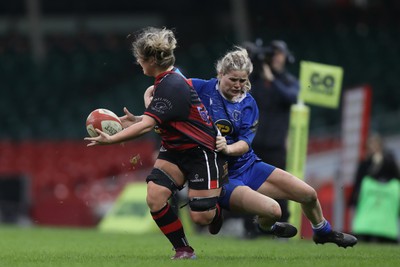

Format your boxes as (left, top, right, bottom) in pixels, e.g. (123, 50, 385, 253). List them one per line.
(312, 219, 332, 236)
(151, 203, 189, 249)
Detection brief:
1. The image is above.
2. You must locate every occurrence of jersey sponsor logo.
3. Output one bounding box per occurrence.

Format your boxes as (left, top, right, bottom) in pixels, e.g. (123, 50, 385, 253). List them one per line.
(151, 98, 172, 114)
(215, 119, 233, 136)
(192, 174, 205, 183)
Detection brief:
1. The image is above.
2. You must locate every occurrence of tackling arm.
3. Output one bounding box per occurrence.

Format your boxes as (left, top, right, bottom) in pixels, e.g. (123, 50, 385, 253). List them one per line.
(216, 136, 249, 156)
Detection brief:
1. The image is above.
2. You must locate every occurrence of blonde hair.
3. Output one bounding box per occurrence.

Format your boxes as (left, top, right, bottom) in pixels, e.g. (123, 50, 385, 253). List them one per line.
(132, 27, 177, 68)
(216, 46, 253, 92)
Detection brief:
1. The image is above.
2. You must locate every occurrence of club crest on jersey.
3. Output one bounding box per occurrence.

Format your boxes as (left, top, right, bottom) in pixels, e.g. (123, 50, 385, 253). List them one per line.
(215, 119, 233, 136)
(232, 110, 241, 121)
(151, 98, 172, 114)
(197, 106, 210, 123)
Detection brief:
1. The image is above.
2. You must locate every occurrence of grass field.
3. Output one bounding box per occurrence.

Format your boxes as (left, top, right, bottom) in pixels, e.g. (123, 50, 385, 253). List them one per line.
(0, 225, 399, 267)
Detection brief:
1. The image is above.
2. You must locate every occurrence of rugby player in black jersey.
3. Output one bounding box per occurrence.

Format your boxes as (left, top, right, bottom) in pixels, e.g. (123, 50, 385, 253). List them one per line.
(85, 27, 228, 260)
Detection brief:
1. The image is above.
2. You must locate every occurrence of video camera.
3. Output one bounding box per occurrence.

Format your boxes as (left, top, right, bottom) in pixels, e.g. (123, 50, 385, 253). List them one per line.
(244, 39, 295, 66)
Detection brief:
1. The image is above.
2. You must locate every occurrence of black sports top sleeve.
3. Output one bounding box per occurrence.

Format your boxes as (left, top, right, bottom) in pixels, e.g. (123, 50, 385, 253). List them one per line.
(145, 74, 190, 123)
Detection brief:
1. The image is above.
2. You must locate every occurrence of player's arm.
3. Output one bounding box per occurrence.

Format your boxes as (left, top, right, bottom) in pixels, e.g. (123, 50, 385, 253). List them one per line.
(85, 115, 156, 146)
(119, 107, 143, 128)
(216, 136, 249, 156)
(144, 85, 155, 108)
(216, 99, 258, 156)
(119, 84, 155, 128)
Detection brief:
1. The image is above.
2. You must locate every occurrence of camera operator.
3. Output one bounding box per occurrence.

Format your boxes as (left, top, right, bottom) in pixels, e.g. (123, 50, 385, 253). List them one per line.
(244, 40, 299, 238)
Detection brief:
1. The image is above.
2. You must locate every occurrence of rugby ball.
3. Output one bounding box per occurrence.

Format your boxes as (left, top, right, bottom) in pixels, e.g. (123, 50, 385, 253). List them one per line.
(86, 108, 123, 137)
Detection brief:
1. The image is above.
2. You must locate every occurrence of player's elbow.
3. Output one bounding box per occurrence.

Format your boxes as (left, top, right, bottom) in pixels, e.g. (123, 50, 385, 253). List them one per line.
(139, 116, 157, 134)
(141, 124, 155, 134)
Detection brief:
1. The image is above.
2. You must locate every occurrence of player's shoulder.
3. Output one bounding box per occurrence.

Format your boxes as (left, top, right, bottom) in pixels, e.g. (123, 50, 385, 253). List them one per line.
(191, 78, 217, 87)
(157, 73, 192, 94)
(162, 72, 189, 86)
(241, 93, 258, 112)
(191, 78, 218, 95)
(242, 91, 257, 104)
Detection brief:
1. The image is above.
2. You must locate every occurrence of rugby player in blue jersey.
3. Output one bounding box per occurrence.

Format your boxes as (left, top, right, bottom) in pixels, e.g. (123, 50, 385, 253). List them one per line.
(85, 27, 228, 260)
(142, 46, 357, 248)
(190, 47, 357, 248)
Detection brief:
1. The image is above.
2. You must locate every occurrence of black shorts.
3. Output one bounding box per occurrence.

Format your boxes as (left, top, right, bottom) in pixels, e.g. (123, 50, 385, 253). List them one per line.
(157, 146, 228, 190)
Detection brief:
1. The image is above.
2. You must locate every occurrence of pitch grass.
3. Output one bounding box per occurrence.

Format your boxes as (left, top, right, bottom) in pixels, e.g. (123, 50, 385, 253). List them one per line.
(0, 225, 399, 267)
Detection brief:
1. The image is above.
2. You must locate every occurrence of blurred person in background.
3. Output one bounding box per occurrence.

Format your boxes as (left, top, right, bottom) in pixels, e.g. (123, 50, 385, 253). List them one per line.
(242, 39, 299, 238)
(349, 133, 400, 244)
(85, 27, 228, 260)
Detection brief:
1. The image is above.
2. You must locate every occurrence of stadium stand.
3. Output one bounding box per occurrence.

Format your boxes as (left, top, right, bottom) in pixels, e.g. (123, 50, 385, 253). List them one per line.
(1, 2, 399, 227)
(0, 139, 155, 225)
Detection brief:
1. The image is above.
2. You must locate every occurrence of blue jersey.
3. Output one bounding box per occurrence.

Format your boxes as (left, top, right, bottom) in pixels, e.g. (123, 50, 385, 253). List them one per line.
(191, 78, 260, 177)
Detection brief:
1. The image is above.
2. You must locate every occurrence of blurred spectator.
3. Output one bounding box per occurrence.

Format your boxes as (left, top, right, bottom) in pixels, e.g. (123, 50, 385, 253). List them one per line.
(348, 133, 400, 244)
(243, 39, 299, 238)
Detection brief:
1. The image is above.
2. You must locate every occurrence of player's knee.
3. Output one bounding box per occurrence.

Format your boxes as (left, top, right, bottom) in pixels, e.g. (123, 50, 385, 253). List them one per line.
(190, 211, 214, 225)
(188, 196, 219, 225)
(146, 168, 178, 211)
(269, 201, 282, 221)
(302, 186, 318, 204)
(146, 182, 171, 211)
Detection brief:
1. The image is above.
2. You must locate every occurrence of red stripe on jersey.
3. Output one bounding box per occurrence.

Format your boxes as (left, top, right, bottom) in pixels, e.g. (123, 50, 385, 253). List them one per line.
(160, 220, 183, 235)
(161, 141, 198, 151)
(186, 79, 193, 87)
(144, 112, 161, 124)
(210, 180, 218, 189)
(173, 122, 216, 151)
(189, 105, 213, 127)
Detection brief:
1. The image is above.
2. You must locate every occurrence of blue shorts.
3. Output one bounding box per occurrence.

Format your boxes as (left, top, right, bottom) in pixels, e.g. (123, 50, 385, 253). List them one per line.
(219, 160, 276, 210)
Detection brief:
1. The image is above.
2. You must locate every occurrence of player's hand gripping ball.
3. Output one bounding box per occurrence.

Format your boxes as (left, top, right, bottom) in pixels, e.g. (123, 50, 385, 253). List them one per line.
(86, 108, 123, 137)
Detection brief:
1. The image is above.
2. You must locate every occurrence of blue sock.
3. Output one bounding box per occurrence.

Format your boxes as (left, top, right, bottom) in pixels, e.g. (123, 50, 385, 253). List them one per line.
(312, 220, 332, 236)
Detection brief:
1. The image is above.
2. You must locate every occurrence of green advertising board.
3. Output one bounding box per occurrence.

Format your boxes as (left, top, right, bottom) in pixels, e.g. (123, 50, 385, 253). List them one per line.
(99, 182, 193, 234)
(299, 61, 343, 108)
(352, 176, 400, 239)
(99, 183, 158, 234)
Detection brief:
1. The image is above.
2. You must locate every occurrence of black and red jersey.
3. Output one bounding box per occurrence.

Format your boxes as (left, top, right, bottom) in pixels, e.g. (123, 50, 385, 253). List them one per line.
(144, 68, 217, 151)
